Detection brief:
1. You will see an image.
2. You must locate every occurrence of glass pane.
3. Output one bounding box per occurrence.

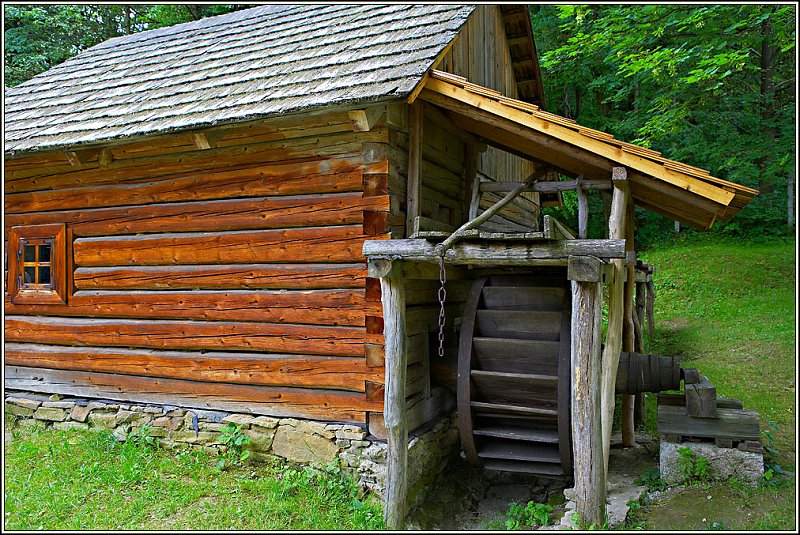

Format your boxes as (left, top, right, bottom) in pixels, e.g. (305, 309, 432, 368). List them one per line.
(39, 244, 51, 263)
(24, 245, 36, 262)
(24, 266, 36, 283)
(38, 266, 51, 285)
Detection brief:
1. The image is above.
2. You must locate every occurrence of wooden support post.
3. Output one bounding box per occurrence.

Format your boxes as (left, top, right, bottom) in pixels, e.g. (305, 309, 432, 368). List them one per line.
(634, 276, 646, 426)
(645, 273, 656, 339)
(463, 141, 480, 224)
(621, 195, 637, 447)
(600, 166, 628, 476)
(379, 260, 408, 529)
(405, 102, 424, 237)
(576, 175, 588, 239)
(571, 277, 606, 527)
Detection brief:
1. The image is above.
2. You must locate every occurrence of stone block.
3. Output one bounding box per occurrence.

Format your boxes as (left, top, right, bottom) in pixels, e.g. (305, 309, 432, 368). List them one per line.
(336, 428, 367, 441)
(6, 397, 41, 411)
(33, 407, 67, 422)
(272, 427, 338, 463)
(115, 410, 138, 425)
(660, 441, 763, 485)
(170, 430, 221, 445)
(48, 394, 63, 401)
(42, 401, 74, 409)
(336, 439, 351, 449)
(69, 402, 104, 422)
(252, 416, 279, 430)
(297, 420, 334, 438)
(221, 414, 256, 427)
(143, 406, 163, 414)
(165, 409, 185, 418)
(53, 421, 89, 431)
(113, 425, 131, 442)
(151, 416, 183, 430)
(20, 418, 46, 429)
(246, 429, 276, 452)
(200, 422, 226, 432)
(279, 418, 299, 427)
(5, 401, 34, 418)
(88, 412, 118, 429)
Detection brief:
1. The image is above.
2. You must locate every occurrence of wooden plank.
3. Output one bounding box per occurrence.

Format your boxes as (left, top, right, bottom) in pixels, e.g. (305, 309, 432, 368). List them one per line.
(570, 279, 606, 526)
(476, 310, 561, 340)
(5, 157, 383, 214)
(73, 225, 385, 267)
(380, 262, 407, 529)
(73, 263, 366, 290)
(367, 386, 455, 440)
(481, 286, 564, 310)
(405, 102, 424, 237)
(657, 405, 760, 441)
(478, 441, 561, 463)
(479, 179, 612, 193)
(481, 459, 563, 477)
(4, 343, 382, 391)
(473, 426, 559, 443)
(5, 193, 390, 238)
(5, 289, 379, 326)
(472, 338, 559, 375)
(363, 239, 626, 266)
(4, 365, 378, 422)
(4, 315, 373, 357)
(471, 401, 558, 417)
(657, 393, 743, 410)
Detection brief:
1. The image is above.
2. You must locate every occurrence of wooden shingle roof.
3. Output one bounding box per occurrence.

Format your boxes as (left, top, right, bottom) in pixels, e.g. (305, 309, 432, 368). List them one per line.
(4, 4, 475, 154)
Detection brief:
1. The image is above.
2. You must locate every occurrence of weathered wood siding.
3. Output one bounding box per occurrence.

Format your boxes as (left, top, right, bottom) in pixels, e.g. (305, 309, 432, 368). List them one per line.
(439, 4, 540, 230)
(4, 104, 394, 423)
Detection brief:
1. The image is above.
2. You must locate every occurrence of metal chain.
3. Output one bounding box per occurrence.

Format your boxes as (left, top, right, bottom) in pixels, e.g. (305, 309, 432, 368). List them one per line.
(437, 254, 447, 358)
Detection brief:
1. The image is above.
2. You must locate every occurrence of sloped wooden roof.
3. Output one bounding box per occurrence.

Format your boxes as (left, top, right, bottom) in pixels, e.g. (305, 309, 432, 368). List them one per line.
(420, 71, 758, 229)
(4, 4, 475, 154)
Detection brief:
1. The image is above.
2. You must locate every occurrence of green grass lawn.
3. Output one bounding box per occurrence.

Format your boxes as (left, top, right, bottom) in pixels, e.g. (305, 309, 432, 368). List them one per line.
(628, 234, 797, 531)
(3, 420, 384, 530)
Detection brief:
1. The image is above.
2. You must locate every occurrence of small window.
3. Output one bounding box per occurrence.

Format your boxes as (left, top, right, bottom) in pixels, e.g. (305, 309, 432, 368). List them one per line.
(8, 224, 67, 305)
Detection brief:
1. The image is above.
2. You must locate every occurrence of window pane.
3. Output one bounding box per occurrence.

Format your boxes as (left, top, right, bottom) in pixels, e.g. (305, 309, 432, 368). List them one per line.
(39, 266, 51, 285)
(24, 245, 36, 262)
(39, 244, 51, 263)
(24, 266, 36, 283)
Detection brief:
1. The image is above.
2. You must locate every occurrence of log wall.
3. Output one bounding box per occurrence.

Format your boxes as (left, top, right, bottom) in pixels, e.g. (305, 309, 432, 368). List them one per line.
(4, 104, 394, 423)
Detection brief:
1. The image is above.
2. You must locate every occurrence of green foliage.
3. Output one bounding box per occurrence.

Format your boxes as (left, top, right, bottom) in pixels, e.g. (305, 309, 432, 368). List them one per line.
(217, 422, 251, 470)
(4, 421, 384, 530)
(3, 5, 253, 87)
(635, 467, 668, 492)
(503, 501, 553, 529)
(126, 424, 158, 449)
(570, 512, 608, 530)
(531, 4, 796, 240)
(676, 447, 712, 485)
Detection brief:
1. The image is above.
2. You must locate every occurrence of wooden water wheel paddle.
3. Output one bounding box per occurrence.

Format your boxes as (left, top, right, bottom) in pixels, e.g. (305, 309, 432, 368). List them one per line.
(457, 272, 573, 479)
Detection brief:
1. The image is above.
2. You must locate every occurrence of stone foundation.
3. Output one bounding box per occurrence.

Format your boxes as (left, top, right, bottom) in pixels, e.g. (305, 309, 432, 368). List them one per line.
(659, 441, 763, 485)
(4, 392, 459, 509)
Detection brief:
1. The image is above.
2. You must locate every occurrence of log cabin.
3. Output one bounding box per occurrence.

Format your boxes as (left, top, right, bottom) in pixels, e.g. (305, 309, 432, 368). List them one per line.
(3, 4, 758, 528)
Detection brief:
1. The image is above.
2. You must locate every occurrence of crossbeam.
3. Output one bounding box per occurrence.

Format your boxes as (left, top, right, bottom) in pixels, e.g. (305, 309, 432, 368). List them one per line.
(480, 179, 612, 193)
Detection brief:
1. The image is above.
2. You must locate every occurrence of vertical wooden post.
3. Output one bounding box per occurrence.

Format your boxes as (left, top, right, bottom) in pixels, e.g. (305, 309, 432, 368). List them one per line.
(621, 196, 637, 447)
(405, 101, 423, 237)
(576, 175, 588, 239)
(378, 260, 408, 529)
(634, 274, 646, 426)
(571, 277, 606, 527)
(600, 166, 628, 477)
(462, 141, 480, 225)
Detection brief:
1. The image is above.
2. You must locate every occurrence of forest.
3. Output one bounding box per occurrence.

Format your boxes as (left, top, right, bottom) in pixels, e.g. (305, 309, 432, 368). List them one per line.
(3, 4, 796, 243)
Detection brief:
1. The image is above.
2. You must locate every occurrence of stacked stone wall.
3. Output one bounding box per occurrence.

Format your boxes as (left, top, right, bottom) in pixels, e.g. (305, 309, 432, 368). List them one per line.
(5, 392, 459, 510)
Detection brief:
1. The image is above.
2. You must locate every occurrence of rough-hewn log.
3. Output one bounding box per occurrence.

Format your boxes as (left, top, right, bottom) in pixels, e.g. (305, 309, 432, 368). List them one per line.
(4, 343, 382, 391)
(600, 167, 628, 476)
(4, 315, 373, 356)
(621, 193, 637, 447)
(405, 102, 423, 237)
(576, 177, 588, 239)
(379, 261, 408, 529)
(479, 179, 612, 193)
(363, 239, 625, 266)
(570, 279, 606, 526)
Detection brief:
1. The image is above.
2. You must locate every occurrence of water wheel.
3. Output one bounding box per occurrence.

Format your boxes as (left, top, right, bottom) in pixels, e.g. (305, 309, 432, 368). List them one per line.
(457, 272, 573, 479)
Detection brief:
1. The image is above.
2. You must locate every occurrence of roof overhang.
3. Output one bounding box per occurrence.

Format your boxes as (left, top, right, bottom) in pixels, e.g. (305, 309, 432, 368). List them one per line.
(418, 71, 758, 230)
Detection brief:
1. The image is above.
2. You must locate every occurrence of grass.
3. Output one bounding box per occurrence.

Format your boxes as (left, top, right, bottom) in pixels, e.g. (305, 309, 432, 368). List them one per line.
(625, 235, 797, 531)
(3, 418, 384, 530)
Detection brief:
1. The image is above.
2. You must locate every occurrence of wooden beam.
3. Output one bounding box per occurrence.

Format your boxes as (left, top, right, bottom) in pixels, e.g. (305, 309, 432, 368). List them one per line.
(463, 141, 481, 224)
(599, 167, 628, 477)
(380, 261, 408, 529)
(621, 193, 637, 447)
(570, 278, 606, 526)
(420, 78, 736, 206)
(479, 179, 612, 193)
(363, 239, 626, 266)
(405, 102, 424, 237)
(576, 176, 588, 239)
(348, 107, 384, 132)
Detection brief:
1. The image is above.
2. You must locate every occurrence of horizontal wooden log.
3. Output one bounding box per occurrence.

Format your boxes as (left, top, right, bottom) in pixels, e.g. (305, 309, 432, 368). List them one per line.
(5, 365, 380, 422)
(480, 179, 612, 193)
(73, 226, 388, 267)
(657, 393, 743, 410)
(5, 129, 387, 194)
(4, 343, 382, 392)
(5, 315, 377, 356)
(73, 264, 367, 290)
(657, 405, 759, 441)
(5, 289, 380, 326)
(363, 239, 626, 266)
(5, 193, 389, 237)
(5, 157, 388, 214)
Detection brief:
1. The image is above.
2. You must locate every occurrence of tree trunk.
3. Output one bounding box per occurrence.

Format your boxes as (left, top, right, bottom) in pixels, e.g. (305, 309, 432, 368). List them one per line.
(758, 8, 778, 193)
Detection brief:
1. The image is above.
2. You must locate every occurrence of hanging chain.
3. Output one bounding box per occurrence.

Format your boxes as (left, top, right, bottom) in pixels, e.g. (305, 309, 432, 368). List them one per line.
(436, 253, 447, 358)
